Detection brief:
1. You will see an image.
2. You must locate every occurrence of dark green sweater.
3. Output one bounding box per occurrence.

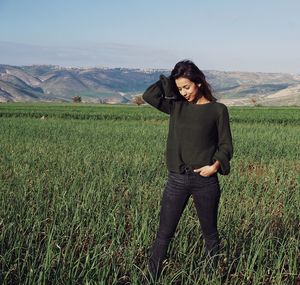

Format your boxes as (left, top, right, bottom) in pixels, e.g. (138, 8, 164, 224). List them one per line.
(142, 80, 233, 175)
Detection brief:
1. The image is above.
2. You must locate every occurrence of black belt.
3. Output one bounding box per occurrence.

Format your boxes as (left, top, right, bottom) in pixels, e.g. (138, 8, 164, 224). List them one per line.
(182, 165, 194, 175)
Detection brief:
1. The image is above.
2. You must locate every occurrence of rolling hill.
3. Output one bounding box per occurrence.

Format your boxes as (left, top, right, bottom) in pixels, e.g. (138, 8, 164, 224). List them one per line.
(0, 64, 299, 106)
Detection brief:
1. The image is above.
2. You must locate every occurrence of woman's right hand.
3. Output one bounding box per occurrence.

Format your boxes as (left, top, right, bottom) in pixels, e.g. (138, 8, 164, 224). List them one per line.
(159, 74, 180, 100)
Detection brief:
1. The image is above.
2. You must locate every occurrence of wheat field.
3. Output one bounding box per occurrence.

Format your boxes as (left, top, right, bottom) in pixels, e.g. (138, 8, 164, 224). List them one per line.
(0, 103, 299, 284)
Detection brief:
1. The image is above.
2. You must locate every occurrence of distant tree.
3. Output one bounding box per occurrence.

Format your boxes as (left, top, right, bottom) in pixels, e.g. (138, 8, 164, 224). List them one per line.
(250, 97, 260, 107)
(250, 97, 257, 105)
(132, 95, 145, 106)
(73, 96, 82, 103)
(98, 98, 107, 104)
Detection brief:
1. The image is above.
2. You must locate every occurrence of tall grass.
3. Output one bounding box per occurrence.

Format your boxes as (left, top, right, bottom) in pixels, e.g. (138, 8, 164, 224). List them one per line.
(0, 103, 299, 284)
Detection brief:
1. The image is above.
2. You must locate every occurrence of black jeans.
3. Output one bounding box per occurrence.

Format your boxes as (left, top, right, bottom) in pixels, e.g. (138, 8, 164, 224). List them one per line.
(149, 166, 221, 277)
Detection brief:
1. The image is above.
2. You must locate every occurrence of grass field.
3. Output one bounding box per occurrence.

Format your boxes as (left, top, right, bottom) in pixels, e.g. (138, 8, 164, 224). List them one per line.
(0, 103, 299, 284)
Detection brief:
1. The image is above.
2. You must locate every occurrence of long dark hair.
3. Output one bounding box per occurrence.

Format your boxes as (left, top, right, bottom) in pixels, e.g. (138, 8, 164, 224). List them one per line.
(170, 59, 217, 102)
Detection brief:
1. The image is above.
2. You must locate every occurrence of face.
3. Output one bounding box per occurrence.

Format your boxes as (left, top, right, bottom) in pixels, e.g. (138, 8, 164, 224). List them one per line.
(175, 77, 201, 102)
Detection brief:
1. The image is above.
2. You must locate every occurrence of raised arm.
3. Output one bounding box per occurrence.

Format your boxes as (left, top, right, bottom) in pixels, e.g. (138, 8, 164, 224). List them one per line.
(142, 76, 174, 115)
(212, 105, 233, 175)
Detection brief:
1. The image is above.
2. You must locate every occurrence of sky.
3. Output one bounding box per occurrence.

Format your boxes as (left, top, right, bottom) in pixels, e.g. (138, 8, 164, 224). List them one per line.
(0, 0, 299, 73)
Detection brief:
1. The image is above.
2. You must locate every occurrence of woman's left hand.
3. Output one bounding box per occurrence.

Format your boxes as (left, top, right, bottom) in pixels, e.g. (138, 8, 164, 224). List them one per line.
(193, 165, 218, 177)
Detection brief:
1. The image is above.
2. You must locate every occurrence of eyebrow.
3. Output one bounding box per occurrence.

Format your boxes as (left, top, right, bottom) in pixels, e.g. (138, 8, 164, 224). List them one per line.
(178, 84, 189, 88)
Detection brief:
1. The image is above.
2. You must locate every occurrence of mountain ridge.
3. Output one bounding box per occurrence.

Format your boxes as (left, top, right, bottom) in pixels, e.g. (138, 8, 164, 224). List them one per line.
(0, 64, 299, 106)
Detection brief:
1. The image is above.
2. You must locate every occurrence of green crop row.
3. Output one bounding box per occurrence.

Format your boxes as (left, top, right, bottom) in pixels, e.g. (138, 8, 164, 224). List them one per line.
(0, 103, 299, 124)
(0, 104, 299, 284)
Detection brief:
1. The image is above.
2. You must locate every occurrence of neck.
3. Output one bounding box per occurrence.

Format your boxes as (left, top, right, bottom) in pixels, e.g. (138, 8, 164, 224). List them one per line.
(192, 93, 202, 104)
(197, 97, 209, 104)
(194, 93, 210, 104)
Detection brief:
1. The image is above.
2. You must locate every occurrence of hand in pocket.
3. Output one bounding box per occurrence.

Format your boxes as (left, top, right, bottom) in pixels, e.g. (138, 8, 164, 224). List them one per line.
(193, 165, 217, 177)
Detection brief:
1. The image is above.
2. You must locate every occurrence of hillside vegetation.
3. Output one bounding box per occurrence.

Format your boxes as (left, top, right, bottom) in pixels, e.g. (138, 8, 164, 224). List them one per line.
(1, 64, 299, 106)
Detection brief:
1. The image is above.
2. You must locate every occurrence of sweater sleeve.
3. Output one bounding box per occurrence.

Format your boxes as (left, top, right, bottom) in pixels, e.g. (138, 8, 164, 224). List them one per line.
(142, 80, 172, 115)
(212, 105, 233, 175)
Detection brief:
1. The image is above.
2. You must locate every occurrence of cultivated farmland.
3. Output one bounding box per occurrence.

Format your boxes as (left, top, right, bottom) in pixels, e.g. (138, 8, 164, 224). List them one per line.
(0, 103, 299, 284)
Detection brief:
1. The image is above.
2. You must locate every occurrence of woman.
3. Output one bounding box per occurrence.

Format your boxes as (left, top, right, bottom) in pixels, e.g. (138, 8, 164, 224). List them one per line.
(142, 59, 233, 281)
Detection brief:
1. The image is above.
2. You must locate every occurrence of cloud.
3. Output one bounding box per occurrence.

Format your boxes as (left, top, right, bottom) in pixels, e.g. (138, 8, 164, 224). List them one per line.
(0, 41, 179, 68)
(1, 41, 299, 73)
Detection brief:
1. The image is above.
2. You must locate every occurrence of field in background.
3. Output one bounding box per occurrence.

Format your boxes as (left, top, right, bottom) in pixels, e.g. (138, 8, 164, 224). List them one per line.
(0, 103, 299, 284)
